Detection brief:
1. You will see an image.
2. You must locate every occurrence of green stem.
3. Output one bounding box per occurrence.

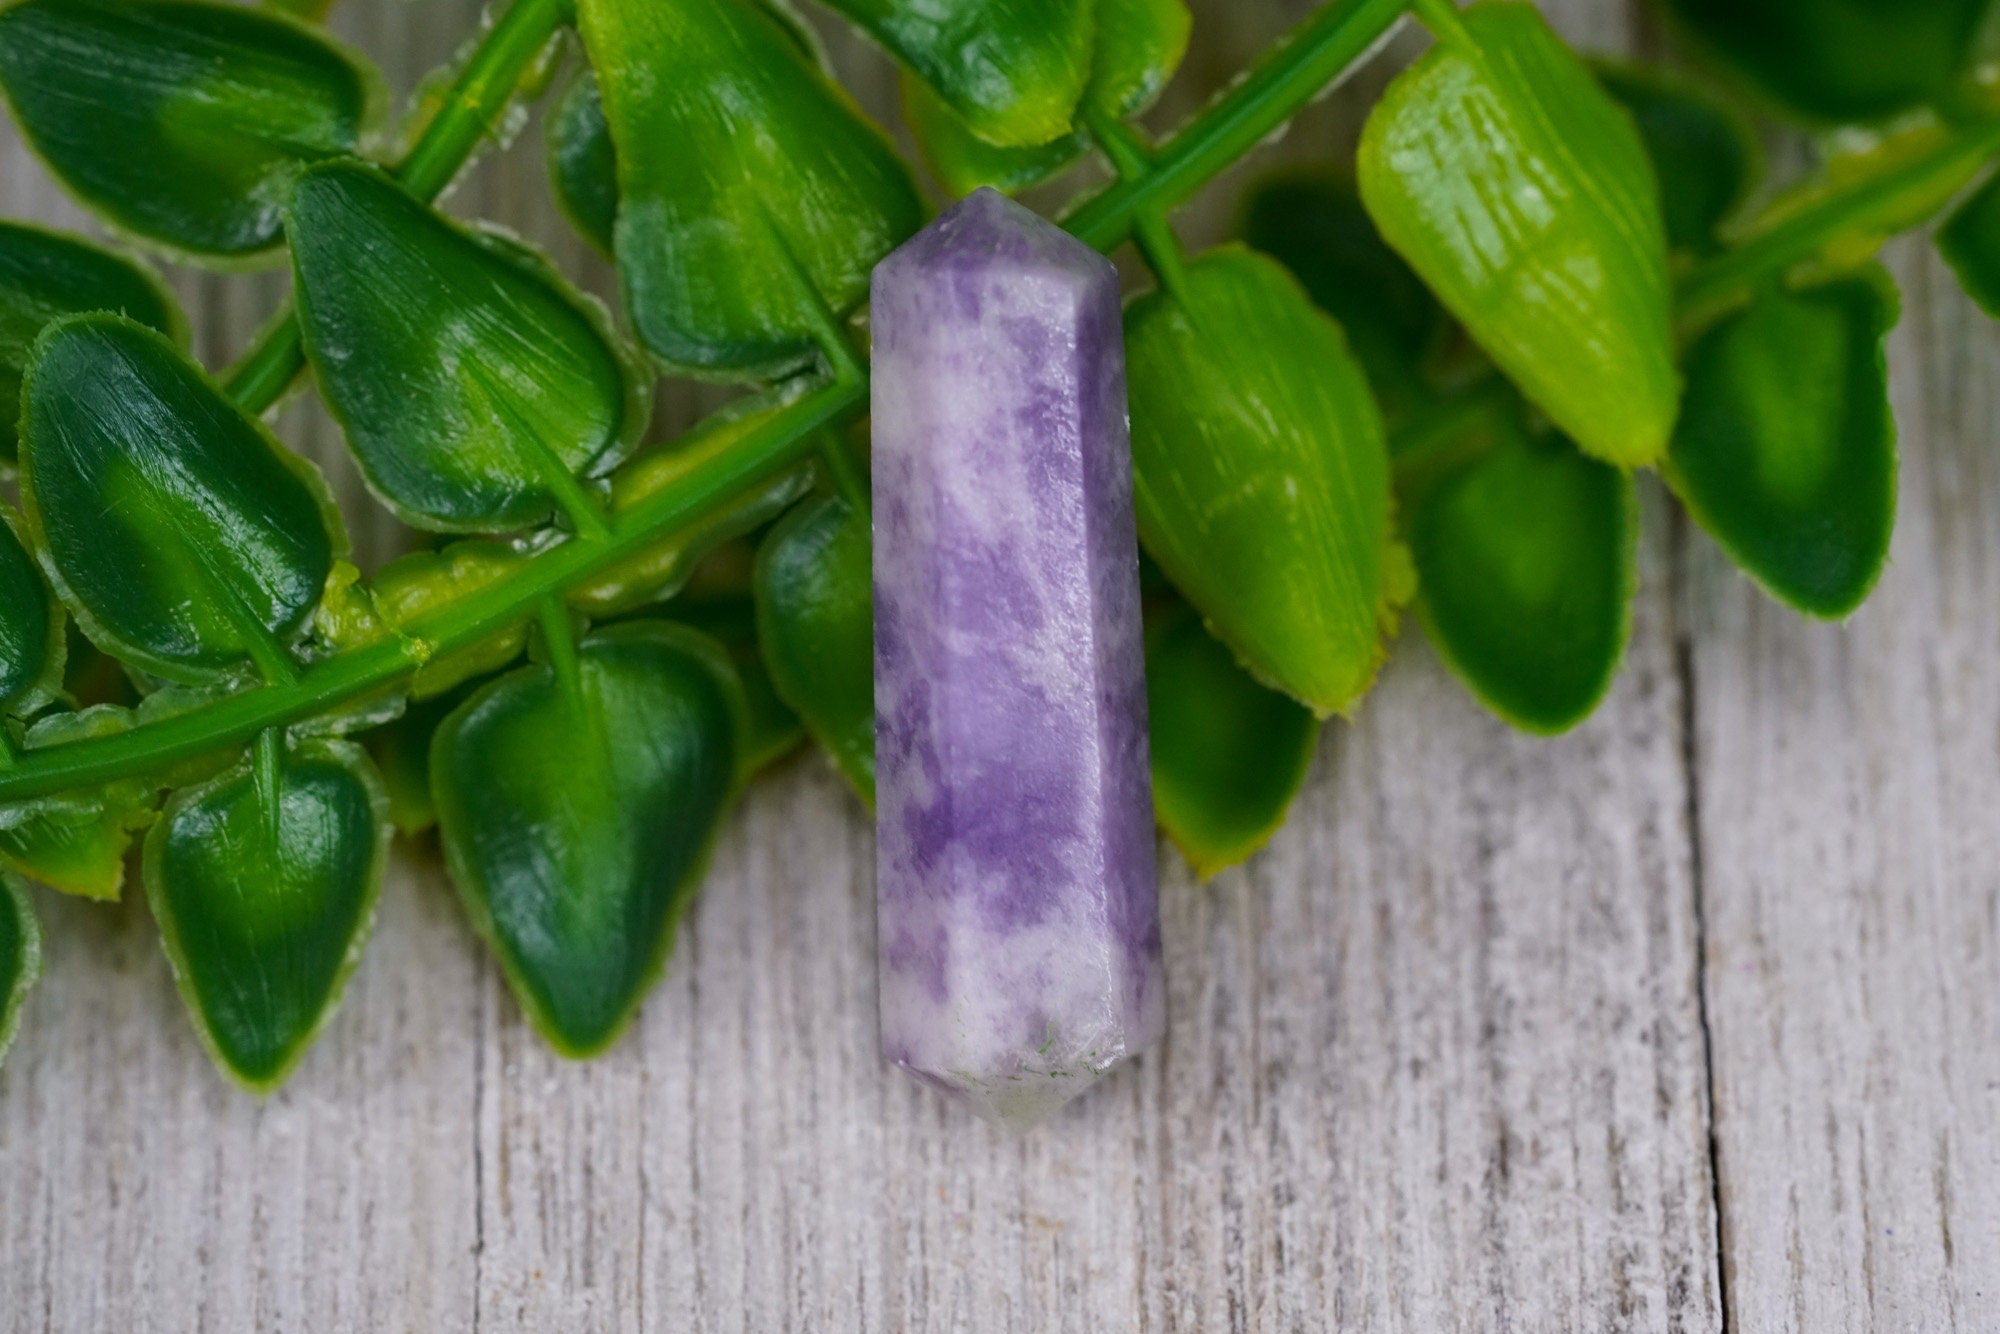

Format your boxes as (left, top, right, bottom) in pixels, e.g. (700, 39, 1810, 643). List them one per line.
(818, 431, 870, 515)
(1083, 103, 1153, 179)
(396, 0, 574, 200)
(254, 726, 285, 850)
(1676, 113, 2000, 329)
(0, 384, 853, 803)
(222, 0, 574, 412)
(0, 0, 1414, 806)
(1132, 212, 1192, 301)
(1083, 107, 1191, 300)
(1408, 0, 1470, 45)
(239, 630, 302, 688)
(223, 318, 309, 419)
(1064, 0, 1411, 251)
(537, 595, 584, 705)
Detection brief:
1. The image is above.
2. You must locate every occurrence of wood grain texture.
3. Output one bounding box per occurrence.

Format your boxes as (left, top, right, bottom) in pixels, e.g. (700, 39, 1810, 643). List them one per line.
(0, 0, 1984, 1328)
(1687, 239, 2000, 1330)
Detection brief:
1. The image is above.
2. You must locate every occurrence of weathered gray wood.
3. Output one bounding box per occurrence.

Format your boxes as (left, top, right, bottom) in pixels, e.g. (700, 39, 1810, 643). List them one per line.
(1687, 237, 2000, 1330)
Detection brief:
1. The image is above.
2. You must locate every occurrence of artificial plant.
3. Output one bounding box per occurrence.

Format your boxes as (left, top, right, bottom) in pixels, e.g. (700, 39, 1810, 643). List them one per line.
(0, 0, 1990, 1087)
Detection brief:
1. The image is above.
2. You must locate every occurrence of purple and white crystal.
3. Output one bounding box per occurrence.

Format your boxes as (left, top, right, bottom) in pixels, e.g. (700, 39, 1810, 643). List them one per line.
(870, 187, 1164, 1128)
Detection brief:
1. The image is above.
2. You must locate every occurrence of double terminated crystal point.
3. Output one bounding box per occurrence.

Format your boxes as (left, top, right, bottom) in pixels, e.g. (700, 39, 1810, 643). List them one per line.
(870, 188, 1165, 1128)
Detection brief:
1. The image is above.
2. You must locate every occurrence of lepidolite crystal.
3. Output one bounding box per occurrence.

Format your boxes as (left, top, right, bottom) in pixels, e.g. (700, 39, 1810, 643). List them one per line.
(870, 188, 1164, 1128)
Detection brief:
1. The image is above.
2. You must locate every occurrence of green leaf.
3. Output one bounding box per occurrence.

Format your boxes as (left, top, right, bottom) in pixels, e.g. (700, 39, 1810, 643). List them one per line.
(1145, 600, 1319, 878)
(822, 0, 1091, 148)
(576, 0, 924, 377)
(904, 0, 1190, 195)
(431, 620, 743, 1056)
(902, 77, 1084, 196)
(0, 872, 39, 1068)
(1939, 171, 2000, 320)
(1667, 272, 1899, 620)
(1404, 415, 1638, 734)
(1654, 0, 1992, 124)
(539, 7, 828, 253)
(1358, 2, 1678, 468)
(0, 221, 183, 463)
(0, 0, 379, 258)
(546, 70, 617, 256)
(1125, 245, 1400, 718)
(19, 314, 342, 684)
(288, 159, 647, 534)
(1596, 62, 1758, 257)
(146, 735, 388, 1090)
(1238, 169, 1444, 406)
(0, 798, 156, 901)
(1089, 0, 1191, 120)
(0, 509, 60, 715)
(752, 493, 874, 803)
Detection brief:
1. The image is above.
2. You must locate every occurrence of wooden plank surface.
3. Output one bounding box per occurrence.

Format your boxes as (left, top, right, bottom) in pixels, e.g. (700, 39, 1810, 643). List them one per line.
(0, 0, 1986, 1328)
(1687, 240, 2000, 1330)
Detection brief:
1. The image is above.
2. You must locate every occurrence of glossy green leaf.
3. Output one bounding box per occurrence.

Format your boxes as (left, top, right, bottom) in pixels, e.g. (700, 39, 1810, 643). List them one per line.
(289, 160, 647, 533)
(1596, 63, 1757, 256)
(823, 0, 1090, 148)
(1939, 172, 2000, 320)
(146, 736, 388, 1090)
(0, 510, 59, 714)
(576, 0, 924, 377)
(546, 71, 617, 256)
(539, 8, 826, 253)
(0, 872, 39, 1067)
(1239, 170, 1444, 405)
(1125, 246, 1400, 718)
(1655, 0, 1991, 124)
(1358, 2, 1678, 468)
(1405, 416, 1637, 734)
(904, 0, 1190, 195)
(19, 315, 341, 684)
(0, 799, 155, 901)
(0, 0, 378, 258)
(1145, 601, 1319, 878)
(0, 221, 183, 463)
(752, 493, 874, 803)
(902, 78, 1082, 197)
(432, 621, 743, 1055)
(1089, 0, 1191, 121)
(1668, 273, 1899, 620)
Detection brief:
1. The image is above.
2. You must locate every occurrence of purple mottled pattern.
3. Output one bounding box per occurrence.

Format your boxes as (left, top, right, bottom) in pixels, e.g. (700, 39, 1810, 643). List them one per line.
(870, 188, 1164, 1128)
